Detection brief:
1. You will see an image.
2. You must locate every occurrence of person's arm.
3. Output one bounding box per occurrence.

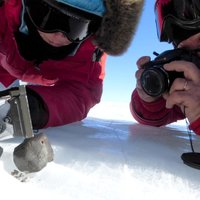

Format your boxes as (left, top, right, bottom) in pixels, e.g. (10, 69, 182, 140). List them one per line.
(27, 79, 103, 128)
(27, 50, 106, 128)
(130, 89, 185, 126)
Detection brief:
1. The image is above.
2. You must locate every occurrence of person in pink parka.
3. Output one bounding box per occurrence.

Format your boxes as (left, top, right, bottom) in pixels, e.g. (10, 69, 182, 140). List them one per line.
(0, 0, 144, 133)
(131, 0, 200, 135)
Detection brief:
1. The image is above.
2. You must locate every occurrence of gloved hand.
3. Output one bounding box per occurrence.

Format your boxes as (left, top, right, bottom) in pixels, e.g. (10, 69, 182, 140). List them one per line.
(0, 100, 13, 139)
(26, 88, 49, 129)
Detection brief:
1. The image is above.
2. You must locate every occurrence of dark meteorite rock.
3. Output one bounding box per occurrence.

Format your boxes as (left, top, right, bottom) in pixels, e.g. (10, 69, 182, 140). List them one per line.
(13, 133, 54, 172)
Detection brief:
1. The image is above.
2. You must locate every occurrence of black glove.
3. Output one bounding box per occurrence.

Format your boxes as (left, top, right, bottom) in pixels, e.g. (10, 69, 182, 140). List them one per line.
(26, 88, 49, 129)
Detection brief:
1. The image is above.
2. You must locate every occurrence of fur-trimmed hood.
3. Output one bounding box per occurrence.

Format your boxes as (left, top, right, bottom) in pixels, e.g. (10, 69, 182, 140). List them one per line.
(56, 0, 145, 55)
(20, 0, 144, 56)
(94, 0, 145, 55)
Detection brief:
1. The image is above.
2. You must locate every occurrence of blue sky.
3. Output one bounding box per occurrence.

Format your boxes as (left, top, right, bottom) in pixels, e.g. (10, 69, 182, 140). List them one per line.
(101, 0, 172, 103)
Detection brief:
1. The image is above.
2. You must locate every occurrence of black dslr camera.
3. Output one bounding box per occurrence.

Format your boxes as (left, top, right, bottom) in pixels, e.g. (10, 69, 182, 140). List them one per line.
(140, 48, 200, 97)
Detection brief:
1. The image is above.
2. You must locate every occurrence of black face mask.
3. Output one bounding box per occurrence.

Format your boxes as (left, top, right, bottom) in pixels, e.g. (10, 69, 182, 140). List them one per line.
(24, 0, 101, 43)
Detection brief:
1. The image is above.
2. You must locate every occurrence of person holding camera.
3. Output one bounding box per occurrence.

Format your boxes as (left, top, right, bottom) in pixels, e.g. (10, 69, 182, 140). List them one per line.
(130, 0, 200, 135)
(0, 0, 144, 137)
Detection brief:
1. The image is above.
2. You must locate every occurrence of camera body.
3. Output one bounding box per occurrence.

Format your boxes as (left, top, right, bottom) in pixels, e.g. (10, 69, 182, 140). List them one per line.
(140, 48, 200, 97)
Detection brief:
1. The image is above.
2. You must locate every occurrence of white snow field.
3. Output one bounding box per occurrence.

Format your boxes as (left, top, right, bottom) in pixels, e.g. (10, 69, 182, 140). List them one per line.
(0, 102, 200, 200)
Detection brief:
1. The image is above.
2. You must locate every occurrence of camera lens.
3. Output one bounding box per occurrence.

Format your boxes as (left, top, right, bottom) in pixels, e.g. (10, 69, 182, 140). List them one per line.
(141, 67, 169, 97)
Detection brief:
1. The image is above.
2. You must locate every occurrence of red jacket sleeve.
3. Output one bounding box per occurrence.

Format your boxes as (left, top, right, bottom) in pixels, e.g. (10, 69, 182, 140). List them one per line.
(130, 89, 185, 127)
(189, 118, 200, 136)
(130, 89, 200, 136)
(28, 80, 103, 128)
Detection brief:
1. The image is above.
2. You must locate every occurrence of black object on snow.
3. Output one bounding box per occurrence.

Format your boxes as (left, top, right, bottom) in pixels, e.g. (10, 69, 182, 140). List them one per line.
(181, 152, 200, 170)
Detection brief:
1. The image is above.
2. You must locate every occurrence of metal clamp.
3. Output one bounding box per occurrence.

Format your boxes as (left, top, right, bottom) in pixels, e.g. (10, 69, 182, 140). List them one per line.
(0, 85, 34, 138)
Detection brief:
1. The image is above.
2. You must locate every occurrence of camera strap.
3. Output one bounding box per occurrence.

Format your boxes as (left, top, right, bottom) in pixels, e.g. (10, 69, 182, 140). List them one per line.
(181, 106, 200, 170)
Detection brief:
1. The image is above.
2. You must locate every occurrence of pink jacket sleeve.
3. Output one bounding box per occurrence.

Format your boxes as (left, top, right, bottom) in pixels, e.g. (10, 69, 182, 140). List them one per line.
(130, 89, 200, 135)
(189, 118, 200, 135)
(130, 89, 185, 127)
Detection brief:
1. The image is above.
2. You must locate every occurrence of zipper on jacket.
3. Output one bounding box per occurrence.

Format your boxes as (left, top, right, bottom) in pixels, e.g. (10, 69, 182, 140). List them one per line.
(92, 48, 103, 62)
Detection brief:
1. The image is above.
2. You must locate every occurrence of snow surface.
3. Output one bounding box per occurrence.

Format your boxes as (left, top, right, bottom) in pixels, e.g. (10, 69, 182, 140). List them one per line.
(0, 102, 200, 200)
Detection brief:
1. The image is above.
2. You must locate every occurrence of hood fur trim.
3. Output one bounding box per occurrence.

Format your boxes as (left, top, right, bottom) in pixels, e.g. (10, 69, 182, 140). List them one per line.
(93, 0, 144, 56)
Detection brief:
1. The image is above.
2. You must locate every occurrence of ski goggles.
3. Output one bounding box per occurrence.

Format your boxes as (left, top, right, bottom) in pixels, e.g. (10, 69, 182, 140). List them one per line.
(24, 0, 102, 43)
(155, 0, 200, 46)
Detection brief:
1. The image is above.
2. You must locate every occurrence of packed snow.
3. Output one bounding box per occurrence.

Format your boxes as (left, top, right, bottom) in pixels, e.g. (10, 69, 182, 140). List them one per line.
(0, 102, 200, 200)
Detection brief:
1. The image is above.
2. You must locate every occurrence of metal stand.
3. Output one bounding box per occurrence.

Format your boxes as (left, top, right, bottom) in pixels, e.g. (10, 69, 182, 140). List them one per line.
(0, 85, 33, 138)
(0, 85, 53, 172)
